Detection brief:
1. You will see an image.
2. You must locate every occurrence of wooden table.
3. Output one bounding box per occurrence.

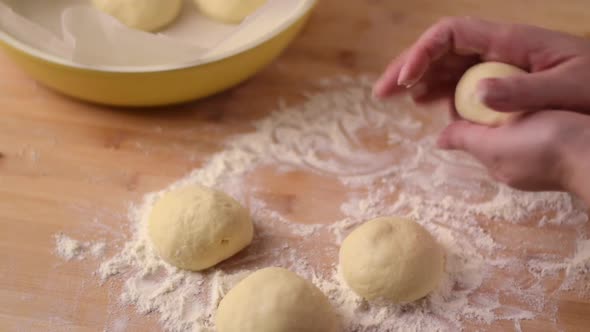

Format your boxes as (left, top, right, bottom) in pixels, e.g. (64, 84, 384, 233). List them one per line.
(1, 1, 590, 331)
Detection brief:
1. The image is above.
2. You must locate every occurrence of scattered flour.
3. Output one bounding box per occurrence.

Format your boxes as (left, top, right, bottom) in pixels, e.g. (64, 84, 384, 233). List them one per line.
(90, 242, 107, 258)
(55, 234, 85, 261)
(18, 145, 40, 163)
(58, 76, 590, 331)
(55, 233, 106, 261)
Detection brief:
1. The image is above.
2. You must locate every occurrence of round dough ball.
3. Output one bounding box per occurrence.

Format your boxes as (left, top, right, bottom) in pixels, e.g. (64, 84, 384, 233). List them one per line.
(455, 62, 527, 126)
(195, 0, 267, 24)
(216, 267, 338, 332)
(92, 0, 183, 31)
(339, 217, 444, 303)
(148, 186, 253, 271)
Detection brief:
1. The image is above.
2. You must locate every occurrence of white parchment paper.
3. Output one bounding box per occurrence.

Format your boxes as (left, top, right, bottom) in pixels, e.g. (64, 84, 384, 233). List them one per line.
(0, 0, 304, 67)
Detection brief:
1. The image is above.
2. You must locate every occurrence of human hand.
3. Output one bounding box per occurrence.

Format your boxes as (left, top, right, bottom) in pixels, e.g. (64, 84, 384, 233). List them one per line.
(437, 111, 590, 193)
(373, 17, 590, 113)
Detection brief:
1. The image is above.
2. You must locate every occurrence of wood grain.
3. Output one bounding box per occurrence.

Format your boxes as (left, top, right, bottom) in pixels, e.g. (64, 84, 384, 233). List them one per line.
(1, 1, 590, 331)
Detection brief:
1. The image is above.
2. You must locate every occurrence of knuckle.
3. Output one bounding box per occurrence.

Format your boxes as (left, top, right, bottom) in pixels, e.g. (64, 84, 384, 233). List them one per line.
(494, 77, 519, 96)
(492, 24, 517, 48)
(497, 22, 521, 37)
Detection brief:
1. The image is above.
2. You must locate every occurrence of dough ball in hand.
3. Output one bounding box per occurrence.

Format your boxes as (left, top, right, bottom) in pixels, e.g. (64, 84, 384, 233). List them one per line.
(339, 217, 444, 303)
(148, 186, 253, 271)
(195, 0, 267, 24)
(216, 267, 339, 332)
(92, 0, 183, 31)
(455, 62, 527, 126)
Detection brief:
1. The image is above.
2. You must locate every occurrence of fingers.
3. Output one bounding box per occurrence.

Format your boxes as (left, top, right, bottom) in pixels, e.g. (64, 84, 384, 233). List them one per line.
(374, 17, 499, 98)
(478, 59, 590, 112)
(409, 54, 479, 104)
(437, 120, 497, 166)
(437, 120, 489, 152)
(373, 50, 409, 98)
(374, 17, 586, 101)
(397, 18, 496, 86)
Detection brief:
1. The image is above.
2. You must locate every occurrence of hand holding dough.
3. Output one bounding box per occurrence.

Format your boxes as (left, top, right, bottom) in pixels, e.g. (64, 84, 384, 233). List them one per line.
(148, 186, 253, 271)
(455, 62, 527, 126)
(339, 217, 444, 303)
(92, 0, 183, 31)
(216, 267, 338, 332)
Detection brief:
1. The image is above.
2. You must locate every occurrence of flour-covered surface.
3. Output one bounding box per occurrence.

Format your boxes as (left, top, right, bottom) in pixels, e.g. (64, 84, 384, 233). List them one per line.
(53, 77, 590, 331)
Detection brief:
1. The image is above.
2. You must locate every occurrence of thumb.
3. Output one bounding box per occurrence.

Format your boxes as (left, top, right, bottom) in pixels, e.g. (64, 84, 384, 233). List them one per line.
(478, 64, 590, 112)
(437, 120, 491, 157)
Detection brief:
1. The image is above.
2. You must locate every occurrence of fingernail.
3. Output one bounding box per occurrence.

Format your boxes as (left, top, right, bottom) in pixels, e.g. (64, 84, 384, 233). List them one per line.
(477, 78, 507, 105)
(397, 65, 418, 87)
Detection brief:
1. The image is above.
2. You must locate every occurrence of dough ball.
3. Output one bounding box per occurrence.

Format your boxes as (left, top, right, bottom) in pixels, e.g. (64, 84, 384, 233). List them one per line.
(148, 186, 253, 271)
(195, 0, 267, 24)
(92, 0, 183, 31)
(339, 217, 444, 303)
(216, 267, 338, 332)
(455, 62, 527, 126)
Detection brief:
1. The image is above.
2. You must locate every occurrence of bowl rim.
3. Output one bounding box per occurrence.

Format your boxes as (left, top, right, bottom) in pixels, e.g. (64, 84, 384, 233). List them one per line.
(0, 0, 316, 73)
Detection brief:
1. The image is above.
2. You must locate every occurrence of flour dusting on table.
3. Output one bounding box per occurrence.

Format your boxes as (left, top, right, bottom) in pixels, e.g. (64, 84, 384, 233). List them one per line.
(59, 77, 590, 331)
(55, 233, 106, 261)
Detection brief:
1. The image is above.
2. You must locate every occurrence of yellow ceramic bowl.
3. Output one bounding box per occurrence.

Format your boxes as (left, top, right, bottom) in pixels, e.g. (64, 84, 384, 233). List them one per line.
(0, 1, 315, 106)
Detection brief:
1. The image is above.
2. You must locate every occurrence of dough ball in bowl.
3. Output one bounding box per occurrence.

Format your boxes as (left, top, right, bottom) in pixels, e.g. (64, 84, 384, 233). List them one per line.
(148, 186, 253, 271)
(339, 217, 444, 303)
(92, 0, 183, 31)
(216, 267, 339, 332)
(195, 0, 267, 24)
(455, 62, 527, 126)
